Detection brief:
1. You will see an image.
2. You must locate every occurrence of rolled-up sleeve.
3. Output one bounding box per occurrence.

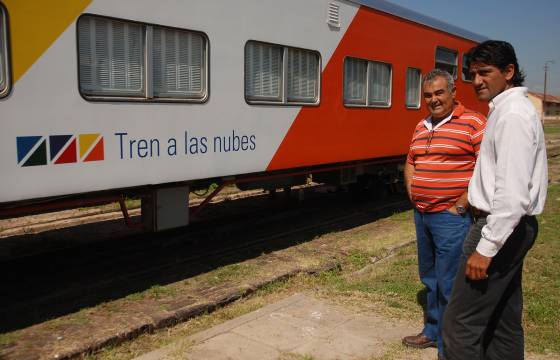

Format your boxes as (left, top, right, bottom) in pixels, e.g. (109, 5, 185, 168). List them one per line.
(476, 113, 535, 257)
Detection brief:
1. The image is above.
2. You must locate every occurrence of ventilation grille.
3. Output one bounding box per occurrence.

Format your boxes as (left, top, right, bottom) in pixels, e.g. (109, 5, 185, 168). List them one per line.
(327, 2, 340, 28)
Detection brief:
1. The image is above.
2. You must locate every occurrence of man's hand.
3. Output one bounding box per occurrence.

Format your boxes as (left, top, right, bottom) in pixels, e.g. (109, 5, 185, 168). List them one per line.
(447, 205, 459, 215)
(465, 251, 492, 281)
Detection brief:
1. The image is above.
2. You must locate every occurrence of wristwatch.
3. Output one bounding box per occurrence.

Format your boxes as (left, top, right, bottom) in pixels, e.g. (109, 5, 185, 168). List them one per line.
(456, 205, 467, 215)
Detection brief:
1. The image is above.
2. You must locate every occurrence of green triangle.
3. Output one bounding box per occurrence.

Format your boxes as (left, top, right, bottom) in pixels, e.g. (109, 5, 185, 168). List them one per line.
(22, 140, 47, 167)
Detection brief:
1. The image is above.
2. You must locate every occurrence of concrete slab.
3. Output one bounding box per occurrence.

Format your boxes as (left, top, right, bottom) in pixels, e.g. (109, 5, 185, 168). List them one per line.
(291, 330, 383, 360)
(134, 293, 434, 360)
(183, 332, 281, 360)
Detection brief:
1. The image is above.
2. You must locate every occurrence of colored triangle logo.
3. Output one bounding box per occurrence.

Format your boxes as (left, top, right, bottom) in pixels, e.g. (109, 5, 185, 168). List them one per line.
(84, 137, 104, 162)
(79, 133, 100, 159)
(49, 135, 73, 161)
(17, 136, 42, 164)
(55, 138, 77, 164)
(22, 139, 47, 167)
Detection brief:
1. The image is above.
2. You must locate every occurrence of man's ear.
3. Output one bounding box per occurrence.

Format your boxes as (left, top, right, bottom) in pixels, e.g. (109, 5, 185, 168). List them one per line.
(504, 64, 515, 82)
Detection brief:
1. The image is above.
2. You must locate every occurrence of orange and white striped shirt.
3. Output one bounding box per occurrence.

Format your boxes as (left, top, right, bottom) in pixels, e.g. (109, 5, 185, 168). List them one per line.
(407, 102, 486, 212)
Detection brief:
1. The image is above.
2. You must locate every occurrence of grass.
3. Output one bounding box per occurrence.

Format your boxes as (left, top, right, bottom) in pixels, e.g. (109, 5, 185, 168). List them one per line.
(146, 284, 178, 300)
(310, 240, 424, 320)
(0, 332, 20, 347)
(45, 309, 91, 331)
(205, 263, 257, 286)
(523, 184, 560, 353)
(544, 124, 560, 135)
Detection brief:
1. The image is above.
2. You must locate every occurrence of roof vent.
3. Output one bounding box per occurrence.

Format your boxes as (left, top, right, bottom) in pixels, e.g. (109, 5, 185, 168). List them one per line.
(327, 2, 340, 28)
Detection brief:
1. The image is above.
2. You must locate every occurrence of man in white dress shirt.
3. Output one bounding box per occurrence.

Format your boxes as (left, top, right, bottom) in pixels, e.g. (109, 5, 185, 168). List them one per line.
(442, 40, 548, 360)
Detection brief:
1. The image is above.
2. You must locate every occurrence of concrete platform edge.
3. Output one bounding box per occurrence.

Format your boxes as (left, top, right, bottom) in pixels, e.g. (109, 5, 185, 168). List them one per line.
(53, 261, 339, 360)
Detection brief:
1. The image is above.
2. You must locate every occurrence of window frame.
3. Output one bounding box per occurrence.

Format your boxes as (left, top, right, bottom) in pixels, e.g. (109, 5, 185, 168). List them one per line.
(76, 14, 209, 103)
(244, 40, 321, 106)
(343, 56, 392, 109)
(0, 2, 11, 99)
(434, 46, 458, 80)
(461, 53, 472, 82)
(405, 67, 421, 110)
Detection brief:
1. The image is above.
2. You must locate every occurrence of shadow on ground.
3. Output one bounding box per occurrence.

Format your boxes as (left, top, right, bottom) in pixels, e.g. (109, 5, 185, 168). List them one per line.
(0, 189, 411, 332)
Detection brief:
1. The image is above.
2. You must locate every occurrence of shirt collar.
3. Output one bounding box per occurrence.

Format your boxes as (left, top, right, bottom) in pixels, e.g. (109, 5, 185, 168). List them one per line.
(423, 101, 465, 131)
(489, 87, 527, 112)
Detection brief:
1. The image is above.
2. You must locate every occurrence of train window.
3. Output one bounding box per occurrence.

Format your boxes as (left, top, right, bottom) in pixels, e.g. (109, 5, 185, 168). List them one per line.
(344, 58, 367, 105)
(462, 54, 472, 82)
(344, 57, 391, 107)
(245, 41, 320, 105)
(435, 47, 457, 79)
(152, 27, 206, 100)
(78, 16, 145, 97)
(287, 48, 319, 103)
(0, 4, 9, 97)
(78, 15, 208, 102)
(245, 42, 283, 102)
(368, 61, 391, 107)
(405, 67, 421, 109)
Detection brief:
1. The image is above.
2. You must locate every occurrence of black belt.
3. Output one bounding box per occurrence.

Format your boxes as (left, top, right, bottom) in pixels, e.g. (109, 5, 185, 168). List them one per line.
(471, 207, 490, 219)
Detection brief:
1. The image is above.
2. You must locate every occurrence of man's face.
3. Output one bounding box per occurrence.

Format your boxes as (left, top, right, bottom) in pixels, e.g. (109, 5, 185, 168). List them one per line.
(469, 62, 514, 101)
(423, 76, 456, 121)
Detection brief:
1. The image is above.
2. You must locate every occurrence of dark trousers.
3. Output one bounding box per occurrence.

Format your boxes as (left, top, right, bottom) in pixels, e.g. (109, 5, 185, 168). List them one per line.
(442, 215, 537, 360)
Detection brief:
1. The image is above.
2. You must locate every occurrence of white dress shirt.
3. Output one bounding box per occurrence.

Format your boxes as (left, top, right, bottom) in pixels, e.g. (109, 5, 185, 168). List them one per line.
(468, 87, 548, 257)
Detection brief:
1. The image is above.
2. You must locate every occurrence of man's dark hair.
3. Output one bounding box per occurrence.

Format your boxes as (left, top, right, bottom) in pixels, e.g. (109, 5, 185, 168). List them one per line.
(466, 40, 525, 86)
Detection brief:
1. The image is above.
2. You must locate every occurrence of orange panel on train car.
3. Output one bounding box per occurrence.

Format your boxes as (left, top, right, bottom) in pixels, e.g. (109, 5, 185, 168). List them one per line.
(267, 6, 487, 171)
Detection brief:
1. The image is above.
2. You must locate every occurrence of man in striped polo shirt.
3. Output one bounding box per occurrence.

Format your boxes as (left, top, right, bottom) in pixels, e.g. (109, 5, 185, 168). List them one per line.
(402, 69, 486, 359)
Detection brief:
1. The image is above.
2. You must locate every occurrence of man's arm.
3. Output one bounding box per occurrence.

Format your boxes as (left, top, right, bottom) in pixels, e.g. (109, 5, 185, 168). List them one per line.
(404, 161, 414, 202)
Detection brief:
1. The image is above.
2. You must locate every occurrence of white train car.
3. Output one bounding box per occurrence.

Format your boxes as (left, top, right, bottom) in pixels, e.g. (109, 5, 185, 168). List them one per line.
(0, 0, 486, 230)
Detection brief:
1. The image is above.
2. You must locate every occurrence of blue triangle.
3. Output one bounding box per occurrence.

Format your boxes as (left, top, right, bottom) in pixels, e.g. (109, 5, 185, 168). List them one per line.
(17, 136, 42, 164)
(49, 135, 72, 161)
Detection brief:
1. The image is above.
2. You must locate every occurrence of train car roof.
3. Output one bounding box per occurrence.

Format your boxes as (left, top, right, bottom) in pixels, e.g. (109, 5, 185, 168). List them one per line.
(350, 0, 488, 43)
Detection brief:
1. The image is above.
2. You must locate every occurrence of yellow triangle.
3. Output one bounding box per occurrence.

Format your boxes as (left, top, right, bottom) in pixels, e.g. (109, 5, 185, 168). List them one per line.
(79, 133, 99, 159)
(3, 0, 92, 83)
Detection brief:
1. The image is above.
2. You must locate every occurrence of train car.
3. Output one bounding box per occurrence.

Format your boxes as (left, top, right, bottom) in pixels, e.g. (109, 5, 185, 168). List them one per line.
(0, 0, 487, 230)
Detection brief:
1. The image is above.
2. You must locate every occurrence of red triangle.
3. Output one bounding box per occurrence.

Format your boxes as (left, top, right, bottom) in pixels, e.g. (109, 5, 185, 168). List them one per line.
(84, 137, 104, 162)
(55, 139, 77, 164)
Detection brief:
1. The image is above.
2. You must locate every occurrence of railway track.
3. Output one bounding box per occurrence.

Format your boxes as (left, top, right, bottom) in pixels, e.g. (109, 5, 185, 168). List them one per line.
(0, 186, 267, 238)
(0, 187, 410, 332)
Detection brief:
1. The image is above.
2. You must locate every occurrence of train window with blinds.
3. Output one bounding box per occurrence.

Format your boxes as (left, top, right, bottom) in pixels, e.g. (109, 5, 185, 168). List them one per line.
(344, 57, 392, 107)
(0, 4, 10, 98)
(245, 41, 320, 105)
(77, 15, 208, 102)
(435, 47, 458, 79)
(287, 48, 319, 103)
(152, 27, 206, 99)
(405, 67, 421, 109)
(462, 53, 472, 82)
(344, 58, 367, 105)
(78, 16, 145, 97)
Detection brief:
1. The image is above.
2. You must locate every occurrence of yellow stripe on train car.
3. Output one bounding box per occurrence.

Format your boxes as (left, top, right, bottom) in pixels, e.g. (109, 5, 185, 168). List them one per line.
(3, 0, 91, 83)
